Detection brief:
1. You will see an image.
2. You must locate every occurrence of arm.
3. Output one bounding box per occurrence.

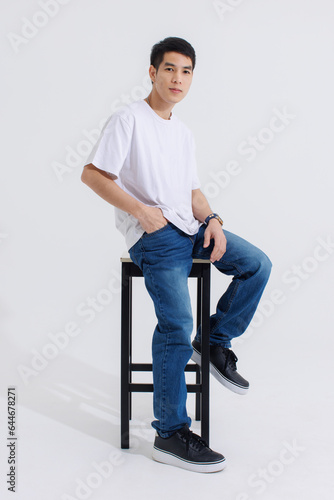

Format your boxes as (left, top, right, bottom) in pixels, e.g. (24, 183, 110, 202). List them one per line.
(192, 188, 227, 263)
(81, 164, 167, 233)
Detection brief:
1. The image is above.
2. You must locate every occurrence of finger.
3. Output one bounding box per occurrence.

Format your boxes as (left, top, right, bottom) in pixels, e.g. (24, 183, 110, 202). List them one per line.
(210, 252, 217, 263)
(210, 243, 219, 262)
(210, 243, 224, 262)
(203, 230, 211, 248)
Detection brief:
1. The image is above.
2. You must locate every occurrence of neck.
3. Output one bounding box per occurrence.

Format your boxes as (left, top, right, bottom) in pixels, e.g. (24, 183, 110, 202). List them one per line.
(146, 90, 174, 120)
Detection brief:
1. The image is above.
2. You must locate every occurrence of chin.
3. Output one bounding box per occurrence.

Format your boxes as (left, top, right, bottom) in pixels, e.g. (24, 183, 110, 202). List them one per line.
(169, 93, 185, 103)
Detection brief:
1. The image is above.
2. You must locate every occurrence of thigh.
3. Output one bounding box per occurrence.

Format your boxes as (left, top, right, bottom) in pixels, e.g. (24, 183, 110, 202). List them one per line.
(129, 223, 194, 330)
(192, 225, 271, 276)
(130, 223, 193, 272)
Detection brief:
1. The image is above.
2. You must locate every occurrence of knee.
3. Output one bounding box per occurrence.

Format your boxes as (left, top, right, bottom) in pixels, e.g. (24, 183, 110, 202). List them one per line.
(162, 315, 193, 357)
(175, 315, 193, 353)
(170, 314, 193, 339)
(181, 317, 195, 356)
(160, 306, 193, 339)
(256, 251, 272, 282)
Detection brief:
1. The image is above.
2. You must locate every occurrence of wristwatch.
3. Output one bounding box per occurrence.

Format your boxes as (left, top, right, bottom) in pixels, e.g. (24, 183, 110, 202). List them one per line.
(205, 213, 223, 226)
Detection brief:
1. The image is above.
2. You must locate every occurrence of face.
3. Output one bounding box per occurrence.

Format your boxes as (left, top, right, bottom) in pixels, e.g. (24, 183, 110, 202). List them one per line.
(149, 51, 193, 104)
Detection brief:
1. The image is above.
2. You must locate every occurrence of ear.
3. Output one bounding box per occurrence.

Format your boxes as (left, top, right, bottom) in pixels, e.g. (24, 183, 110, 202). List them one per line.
(148, 64, 156, 84)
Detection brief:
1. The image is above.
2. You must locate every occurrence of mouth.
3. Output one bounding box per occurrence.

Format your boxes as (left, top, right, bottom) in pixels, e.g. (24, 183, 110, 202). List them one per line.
(169, 88, 182, 94)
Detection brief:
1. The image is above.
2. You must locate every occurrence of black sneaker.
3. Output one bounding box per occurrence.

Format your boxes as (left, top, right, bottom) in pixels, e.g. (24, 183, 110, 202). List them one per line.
(191, 339, 249, 395)
(152, 424, 226, 473)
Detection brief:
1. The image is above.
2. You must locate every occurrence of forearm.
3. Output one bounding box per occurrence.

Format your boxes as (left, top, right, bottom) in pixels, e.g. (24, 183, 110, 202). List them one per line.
(192, 188, 226, 262)
(81, 164, 168, 233)
(192, 188, 214, 223)
(81, 164, 146, 219)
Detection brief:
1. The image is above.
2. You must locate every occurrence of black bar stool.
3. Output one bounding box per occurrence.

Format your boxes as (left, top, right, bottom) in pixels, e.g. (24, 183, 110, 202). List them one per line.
(120, 255, 211, 449)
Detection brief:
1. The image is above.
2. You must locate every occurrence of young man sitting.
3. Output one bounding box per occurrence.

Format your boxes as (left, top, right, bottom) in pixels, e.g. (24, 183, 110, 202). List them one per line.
(81, 36, 272, 473)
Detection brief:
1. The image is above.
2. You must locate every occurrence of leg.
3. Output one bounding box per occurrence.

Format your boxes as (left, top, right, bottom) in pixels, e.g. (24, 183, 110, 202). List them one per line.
(129, 223, 194, 437)
(120, 263, 131, 448)
(192, 225, 272, 347)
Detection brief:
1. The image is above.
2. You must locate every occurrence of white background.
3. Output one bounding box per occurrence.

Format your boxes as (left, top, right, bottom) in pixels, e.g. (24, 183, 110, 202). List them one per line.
(1, 0, 334, 498)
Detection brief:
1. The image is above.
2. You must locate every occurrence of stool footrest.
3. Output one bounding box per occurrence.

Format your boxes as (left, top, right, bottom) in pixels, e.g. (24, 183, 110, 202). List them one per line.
(131, 363, 152, 371)
(131, 363, 199, 372)
(129, 383, 202, 393)
(129, 383, 154, 392)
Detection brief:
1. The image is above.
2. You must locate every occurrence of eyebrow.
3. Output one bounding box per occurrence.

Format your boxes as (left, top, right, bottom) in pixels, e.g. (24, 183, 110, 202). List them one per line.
(163, 62, 192, 70)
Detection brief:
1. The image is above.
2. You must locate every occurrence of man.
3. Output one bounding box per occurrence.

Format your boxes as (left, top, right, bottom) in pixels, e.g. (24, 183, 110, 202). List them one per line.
(81, 37, 272, 473)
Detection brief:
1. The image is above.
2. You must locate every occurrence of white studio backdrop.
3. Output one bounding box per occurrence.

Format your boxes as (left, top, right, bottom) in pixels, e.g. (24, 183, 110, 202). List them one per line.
(1, 1, 334, 499)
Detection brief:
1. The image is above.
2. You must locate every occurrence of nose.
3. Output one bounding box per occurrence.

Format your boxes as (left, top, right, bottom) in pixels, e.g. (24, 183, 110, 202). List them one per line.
(172, 71, 182, 84)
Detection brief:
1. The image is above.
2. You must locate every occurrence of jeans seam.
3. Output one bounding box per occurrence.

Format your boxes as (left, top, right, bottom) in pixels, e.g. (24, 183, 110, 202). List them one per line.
(192, 251, 244, 336)
(129, 248, 138, 267)
(193, 251, 245, 275)
(224, 278, 240, 311)
(187, 235, 195, 246)
(141, 247, 169, 331)
(140, 241, 171, 431)
(210, 279, 241, 334)
(161, 333, 170, 429)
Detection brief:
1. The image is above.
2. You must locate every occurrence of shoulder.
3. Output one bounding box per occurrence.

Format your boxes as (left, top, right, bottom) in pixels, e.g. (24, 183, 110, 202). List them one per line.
(97, 101, 146, 138)
(108, 99, 146, 129)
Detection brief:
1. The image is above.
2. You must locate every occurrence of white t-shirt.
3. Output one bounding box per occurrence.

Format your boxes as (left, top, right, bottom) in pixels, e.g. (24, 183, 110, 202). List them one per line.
(84, 99, 202, 250)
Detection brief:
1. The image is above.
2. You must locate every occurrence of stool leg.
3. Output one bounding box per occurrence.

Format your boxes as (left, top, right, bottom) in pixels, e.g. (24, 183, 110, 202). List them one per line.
(121, 263, 131, 449)
(129, 276, 133, 421)
(195, 278, 202, 421)
(201, 265, 210, 445)
(195, 365, 201, 420)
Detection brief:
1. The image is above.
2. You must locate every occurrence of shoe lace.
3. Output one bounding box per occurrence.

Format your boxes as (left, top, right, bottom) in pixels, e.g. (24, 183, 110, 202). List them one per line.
(221, 347, 238, 371)
(179, 426, 210, 453)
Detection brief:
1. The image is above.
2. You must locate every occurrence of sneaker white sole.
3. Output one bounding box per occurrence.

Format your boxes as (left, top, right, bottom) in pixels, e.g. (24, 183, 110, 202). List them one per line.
(152, 446, 226, 473)
(191, 348, 249, 396)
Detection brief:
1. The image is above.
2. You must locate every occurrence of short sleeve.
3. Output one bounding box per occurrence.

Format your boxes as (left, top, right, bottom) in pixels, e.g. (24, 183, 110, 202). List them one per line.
(84, 113, 132, 180)
(190, 133, 201, 190)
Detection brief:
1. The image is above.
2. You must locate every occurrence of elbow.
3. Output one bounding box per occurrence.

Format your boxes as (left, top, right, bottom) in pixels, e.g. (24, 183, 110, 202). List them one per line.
(81, 163, 114, 189)
(81, 164, 93, 185)
(81, 168, 88, 184)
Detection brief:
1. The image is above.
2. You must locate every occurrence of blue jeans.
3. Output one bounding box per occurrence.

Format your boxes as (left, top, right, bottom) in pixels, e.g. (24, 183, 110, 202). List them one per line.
(129, 222, 272, 437)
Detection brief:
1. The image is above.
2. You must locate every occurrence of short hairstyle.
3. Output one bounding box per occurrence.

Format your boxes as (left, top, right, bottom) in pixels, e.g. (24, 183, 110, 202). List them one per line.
(150, 36, 196, 72)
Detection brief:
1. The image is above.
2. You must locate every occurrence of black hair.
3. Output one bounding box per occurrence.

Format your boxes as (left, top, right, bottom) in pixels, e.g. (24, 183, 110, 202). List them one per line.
(150, 36, 196, 72)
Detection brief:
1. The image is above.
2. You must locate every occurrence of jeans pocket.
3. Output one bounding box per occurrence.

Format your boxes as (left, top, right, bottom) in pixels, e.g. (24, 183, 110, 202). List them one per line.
(142, 222, 170, 238)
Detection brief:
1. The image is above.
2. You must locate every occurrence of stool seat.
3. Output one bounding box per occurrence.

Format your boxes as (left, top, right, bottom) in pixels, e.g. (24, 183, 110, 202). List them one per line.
(120, 254, 211, 449)
(121, 252, 210, 264)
